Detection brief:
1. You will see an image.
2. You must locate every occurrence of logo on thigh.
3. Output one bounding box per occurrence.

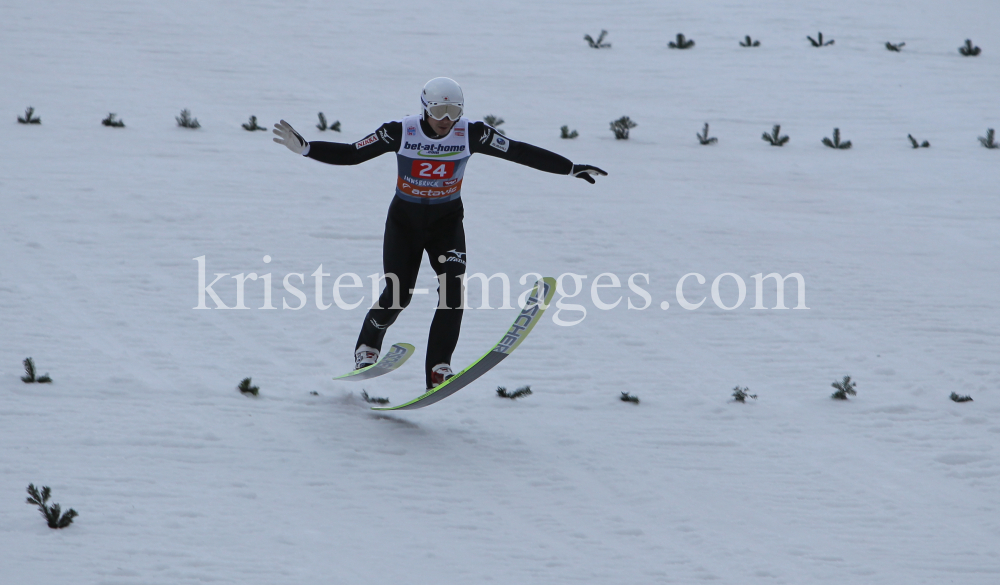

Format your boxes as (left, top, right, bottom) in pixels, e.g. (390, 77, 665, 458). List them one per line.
(437, 249, 467, 266)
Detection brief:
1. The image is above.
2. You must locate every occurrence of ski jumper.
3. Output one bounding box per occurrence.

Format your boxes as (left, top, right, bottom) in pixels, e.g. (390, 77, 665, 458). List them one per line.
(305, 116, 573, 387)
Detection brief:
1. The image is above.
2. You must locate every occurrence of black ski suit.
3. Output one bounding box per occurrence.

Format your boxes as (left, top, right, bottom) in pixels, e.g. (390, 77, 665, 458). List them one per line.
(305, 116, 572, 387)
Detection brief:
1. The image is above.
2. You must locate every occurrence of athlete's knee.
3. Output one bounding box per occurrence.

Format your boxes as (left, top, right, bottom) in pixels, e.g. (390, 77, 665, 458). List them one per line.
(375, 289, 411, 310)
(373, 272, 413, 309)
(432, 272, 465, 309)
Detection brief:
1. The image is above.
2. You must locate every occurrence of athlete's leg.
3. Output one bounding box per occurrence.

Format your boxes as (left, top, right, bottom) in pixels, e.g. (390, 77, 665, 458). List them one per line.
(355, 200, 422, 353)
(424, 207, 466, 387)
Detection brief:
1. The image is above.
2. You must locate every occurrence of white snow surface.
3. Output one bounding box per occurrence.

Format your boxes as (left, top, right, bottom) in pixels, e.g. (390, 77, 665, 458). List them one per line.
(3, 0, 1000, 583)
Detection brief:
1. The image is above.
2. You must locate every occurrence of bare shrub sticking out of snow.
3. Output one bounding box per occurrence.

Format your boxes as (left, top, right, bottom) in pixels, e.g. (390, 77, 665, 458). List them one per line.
(238, 377, 259, 396)
(668, 33, 694, 49)
(697, 123, 717, 145)
(822, 128, 852, 149)
(908, 134, 930, 148)
(732, 386, 757, 403)
(808, 32, 834, 47)
(560, 125, 578, 139)
(740, 35, 760, 47)
(176, 109, 200, 129)
(17, 106, 41, 124)
(101, 113, 125, 127)
(584, 30, 610, 49)
(959, 39, 981, 56)
(497, 386, 532, 400)
(885, 41, 905, 52)
(620, 392, 640, 404)
(831, 376, 857, 400)
(242, 115, 266, 131)
(950, 392, 973, 403)
(21, 358, 52, 384)
(361, 390, 389, 405)
(26, 484, 77, 529)
(611, 116, 637, 140)
(979, 129, 998, 149)
(762, 125, 789, 146)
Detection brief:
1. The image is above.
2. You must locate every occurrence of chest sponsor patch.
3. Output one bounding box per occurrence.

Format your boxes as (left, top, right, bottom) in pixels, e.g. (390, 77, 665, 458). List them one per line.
(355, 134, 379, 149)
(489, 133, 509, 152)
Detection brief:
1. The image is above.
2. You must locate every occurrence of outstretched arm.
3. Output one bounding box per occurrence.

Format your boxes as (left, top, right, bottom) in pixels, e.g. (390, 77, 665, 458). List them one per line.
(468, 122, 607, 184)
(272, 120, 401, 164)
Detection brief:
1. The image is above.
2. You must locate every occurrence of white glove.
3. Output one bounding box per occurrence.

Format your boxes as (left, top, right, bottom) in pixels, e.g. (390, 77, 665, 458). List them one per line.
(272, 119, 309, 155)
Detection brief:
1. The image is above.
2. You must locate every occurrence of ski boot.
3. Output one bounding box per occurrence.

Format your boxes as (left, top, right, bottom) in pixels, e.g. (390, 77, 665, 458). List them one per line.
(354, 345, 379, 370)
(429, 363, 455, 389)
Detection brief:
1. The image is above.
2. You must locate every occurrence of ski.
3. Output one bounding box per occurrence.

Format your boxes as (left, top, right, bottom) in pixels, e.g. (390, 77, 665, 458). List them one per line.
(333, 342, 415, 381)
(372, 277, 556, 411)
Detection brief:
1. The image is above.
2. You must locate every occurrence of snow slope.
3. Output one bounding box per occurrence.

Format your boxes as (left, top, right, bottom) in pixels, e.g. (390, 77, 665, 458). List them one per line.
(2, 0, 999, 583)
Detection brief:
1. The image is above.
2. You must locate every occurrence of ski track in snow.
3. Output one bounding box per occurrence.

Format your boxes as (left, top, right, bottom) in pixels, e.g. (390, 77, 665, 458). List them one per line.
(2, 0, 1000, 583)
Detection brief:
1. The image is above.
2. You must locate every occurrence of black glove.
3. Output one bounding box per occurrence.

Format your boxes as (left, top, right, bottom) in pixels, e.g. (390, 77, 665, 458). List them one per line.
(571, 164, 608, 184)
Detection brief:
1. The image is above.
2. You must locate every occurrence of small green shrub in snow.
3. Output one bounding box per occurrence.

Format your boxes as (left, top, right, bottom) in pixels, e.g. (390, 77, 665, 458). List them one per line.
(26, 484, 77, 529)
(316, 112, 340, 132)
(584, 30, 611, 49)
(560, 125, 578, 139)
(732, 386, 757, 403)
(979, 129, 998, 149)
(808, 32, 834, 47)
(361, 390, 389, 405)
(908, 134, 930, 148)
(740, 35, 760, 47)
(762, 125, 789, 146)
(885, 42, 905, 52)
(959, 39, 981, 56)
(822, 128, 852, 149)
(484, 115, 505, 135)
(17, 107, 41, 124)
(831, 376, 857, 400)
(668, 33, 694, 49)
(242, 115, 266, 131)
(620, 391, 640, 404)
(101, 113, 125, 127)
(950, 392, 973, 403)
(497, 385, 532, 400)
(611, 116, 637, 140)
(238, 377, 259, 396)
(21, 358, 52, 384)
(697, 123, 717, 145)
(176, 109, 200, 129)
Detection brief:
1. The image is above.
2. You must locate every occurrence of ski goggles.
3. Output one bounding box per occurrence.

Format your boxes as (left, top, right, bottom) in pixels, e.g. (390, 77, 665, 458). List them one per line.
(423, 102, 464, 121)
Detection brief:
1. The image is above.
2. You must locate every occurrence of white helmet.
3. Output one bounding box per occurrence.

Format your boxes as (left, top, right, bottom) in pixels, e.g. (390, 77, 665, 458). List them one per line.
(421, 77, 464, 121)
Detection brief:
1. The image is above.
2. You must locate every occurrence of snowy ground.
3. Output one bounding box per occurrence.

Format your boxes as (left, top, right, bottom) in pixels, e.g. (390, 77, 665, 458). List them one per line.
(2, 0, 999, 583)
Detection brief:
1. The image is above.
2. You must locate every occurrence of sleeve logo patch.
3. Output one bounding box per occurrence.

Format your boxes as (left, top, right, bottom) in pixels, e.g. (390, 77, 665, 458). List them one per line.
(489, 133, 509, 152)
(355, 134, 379, 149)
